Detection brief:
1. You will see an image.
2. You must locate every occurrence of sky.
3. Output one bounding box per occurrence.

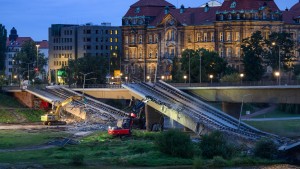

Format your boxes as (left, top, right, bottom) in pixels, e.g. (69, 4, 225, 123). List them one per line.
(0, 0, 298, 41)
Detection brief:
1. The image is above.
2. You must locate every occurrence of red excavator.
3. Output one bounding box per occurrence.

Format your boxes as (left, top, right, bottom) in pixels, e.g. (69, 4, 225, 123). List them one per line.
(107, 98, 148, 136)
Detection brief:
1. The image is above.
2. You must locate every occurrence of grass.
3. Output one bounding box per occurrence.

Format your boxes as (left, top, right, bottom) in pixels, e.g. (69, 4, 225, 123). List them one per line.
(0, 130, 282, 168)
(0, 93, 25, 108)
(0, 109, 45, 123)
(254, 109, 300, 118)
(0, 130, 70, 149)
(245, 120, 300, 138)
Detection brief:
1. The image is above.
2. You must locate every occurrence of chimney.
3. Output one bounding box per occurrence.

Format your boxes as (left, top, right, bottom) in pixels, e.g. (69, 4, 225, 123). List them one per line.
(180, 4, 185, 13)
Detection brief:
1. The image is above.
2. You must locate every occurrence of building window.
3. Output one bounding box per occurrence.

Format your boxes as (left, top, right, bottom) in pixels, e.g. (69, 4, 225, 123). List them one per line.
(197, 33, 201, 42)
(125, 65, 129, 74)
(236, 47, 240, 57)
(110, 38, 113, 42)
(125, 36, 129, 44)
(139, 49, 142, 59)
(188, 34, 192, 43)
(131, 65, 135, 74)
(125, 50, 129, 59)
(139, 35, 142, 44)
(115, 30, 118, 34)
(226, 32, 231, 42)
(115, 38, 118, 42)
(235, 32, 240, 41)
(211, 33, 215, 42)
(219, 48, 223, 57)
(149, 35, 152, 43)
(131, 35, 135, 43)
(115, 46, 118, 50)
(219, 32, 223, 42)
(228, 14, 232, 20)
(149, 50, 152, 58)
(110, 30, 113, 34)
(155, 34, 159, 43)
(237, 13, 240, 20)
(263, 12, 266, 20)
(204, 33, 207, 42)
(226, 47, 232, 57)
(220, 14, 223, 20)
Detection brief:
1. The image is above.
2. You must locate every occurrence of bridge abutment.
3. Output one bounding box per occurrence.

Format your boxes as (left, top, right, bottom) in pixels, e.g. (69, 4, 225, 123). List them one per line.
(222, 102, 241, 119)
(145, 105, 164, 131)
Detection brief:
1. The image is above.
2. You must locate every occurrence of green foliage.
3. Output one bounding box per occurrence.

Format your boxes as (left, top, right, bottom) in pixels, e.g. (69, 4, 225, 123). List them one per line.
(127, 142, 154, 154)
(199, 131, 235, 159)
(0, 25, 7, 70)
(264, 32, 296, 73)
(279, 103, 300, 114)
(220, 73, 240, 83)
(254, 139, 278, 159)
(14, 40, 47, 81)
(181, 48, 227, 83)
(155, 129, 194, 158)
(70, 154, 85, 166)
(241, 31, 265, 81)
(171, 55, 184, 82)
(68, 55, 108, 85)
(132, 130, 159, 140)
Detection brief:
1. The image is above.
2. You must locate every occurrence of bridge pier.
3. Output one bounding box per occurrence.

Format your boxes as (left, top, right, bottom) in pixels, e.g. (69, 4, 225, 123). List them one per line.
(222, 102, 241, 119)
(145, 105, 164, 131)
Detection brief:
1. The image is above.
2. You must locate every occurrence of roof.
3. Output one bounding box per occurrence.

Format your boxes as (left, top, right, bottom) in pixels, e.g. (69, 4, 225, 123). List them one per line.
(131, 0, 175, 8)
(290, 1, 300, 12)
(282, 11, 295, 24)
(6, 37, 33, 47)
(200, 0, 222, 7)
(151, 6, 220, 26)
(219, 0, 280, 11)
(36, 40, 49, 49)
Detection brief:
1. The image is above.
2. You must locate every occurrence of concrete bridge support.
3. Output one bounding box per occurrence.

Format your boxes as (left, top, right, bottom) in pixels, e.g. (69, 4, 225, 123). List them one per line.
(145, 105, 164, 131)
(13, 92, 35, 108)
(222, 102, 241, 119)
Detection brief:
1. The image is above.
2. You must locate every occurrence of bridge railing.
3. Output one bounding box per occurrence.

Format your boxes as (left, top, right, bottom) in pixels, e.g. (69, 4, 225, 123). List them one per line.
(169, 80, 300, 88)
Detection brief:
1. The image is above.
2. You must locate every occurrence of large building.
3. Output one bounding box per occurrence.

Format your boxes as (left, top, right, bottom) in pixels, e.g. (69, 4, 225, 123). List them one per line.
(122, 0, 300, 81)
(48, 23, 122, 84)
(5, 27, 33, 83)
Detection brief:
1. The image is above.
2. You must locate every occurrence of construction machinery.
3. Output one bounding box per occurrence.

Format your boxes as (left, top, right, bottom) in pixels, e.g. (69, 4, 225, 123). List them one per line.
(107, 98, 149, 136)
(41, 95, 83, 125)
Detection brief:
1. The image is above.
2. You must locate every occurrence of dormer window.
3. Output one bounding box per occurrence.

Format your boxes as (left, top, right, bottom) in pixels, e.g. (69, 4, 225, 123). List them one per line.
(228, 14, 232, 20)
(230, 1, 236, 9)
(237, 13, 240, 19)
(220, 14, 224, 20)
(135, 7, 141, 13)
(263, 12, 266, 20)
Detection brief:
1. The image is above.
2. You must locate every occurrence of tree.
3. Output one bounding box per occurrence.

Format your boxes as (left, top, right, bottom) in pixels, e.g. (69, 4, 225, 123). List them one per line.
(68, 55, 108, 85)
(13, 40, 47, 81)
(170, 55, 184, 82)
(0, 24, 7, 70)
(264, 32, 296, 79)
(180, 49, 227, 83)
(241, 31, 265, 81)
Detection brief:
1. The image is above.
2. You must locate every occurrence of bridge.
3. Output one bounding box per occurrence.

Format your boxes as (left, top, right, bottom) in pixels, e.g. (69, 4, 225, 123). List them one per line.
(2, 83, 300, 150)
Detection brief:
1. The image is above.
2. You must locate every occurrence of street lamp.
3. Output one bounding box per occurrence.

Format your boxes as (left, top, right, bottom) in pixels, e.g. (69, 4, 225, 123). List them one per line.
(238, 94, 252, 129)
(209, 74, 213, 84)
(79, 72, 94, 97)
(240, 73, 244, 84)
(199, 51, 203, 84)
(147, 75, 151, 82)
(272, 42, 281, 85)
(183, 75, 187, 83)
(36, 44, 40, 72)
(274, 71, 280, 85)
(161, 75, 165, 81)
(125, 76, 128, 83)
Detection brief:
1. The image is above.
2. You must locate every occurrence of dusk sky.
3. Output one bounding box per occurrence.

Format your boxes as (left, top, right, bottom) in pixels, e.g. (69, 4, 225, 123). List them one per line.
(1, 0, 298, 41)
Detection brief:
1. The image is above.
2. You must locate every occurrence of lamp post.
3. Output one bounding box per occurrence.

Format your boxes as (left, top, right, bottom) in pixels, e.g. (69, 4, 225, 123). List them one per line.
(272, 42, 281, 85)
(79, 72, 94, 97)
(238, 94, 252, 129)
(125, 76, 128, 83)
(188, 52, 191, 86)
(199, 51, 203, 84)
(240, 73, 244, 84)
(183, 75, 187, 83)
(209, 74, 213, 84)
(36, 44, 40, 71)
(274, 71, 280, 85)
(161, 75, 165, 81)
(147, 75, 151, 82)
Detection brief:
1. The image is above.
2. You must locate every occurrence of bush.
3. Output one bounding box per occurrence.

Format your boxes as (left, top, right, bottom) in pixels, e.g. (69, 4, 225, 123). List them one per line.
(71, 154, 85, 166)
(193, 157, 205, 169)
(254, 139, 278, 159)
(199, 131, 235, 159)
(155, 129, 194, 158)
(220, 73, 240, 83)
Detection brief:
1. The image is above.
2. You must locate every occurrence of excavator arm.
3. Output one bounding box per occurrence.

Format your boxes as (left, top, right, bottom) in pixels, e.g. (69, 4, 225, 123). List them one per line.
(53, 95, 83, 117)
